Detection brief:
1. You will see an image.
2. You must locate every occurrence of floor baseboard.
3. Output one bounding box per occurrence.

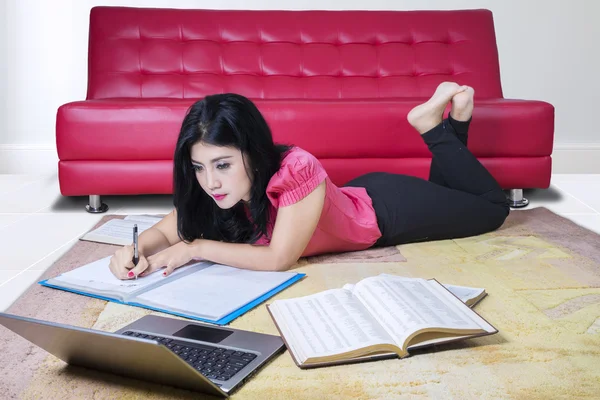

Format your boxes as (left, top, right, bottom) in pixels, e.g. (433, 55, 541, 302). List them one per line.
(552, 143, 600, 174)
(1, 144, 599, 174)
(0, 144, 58, 174)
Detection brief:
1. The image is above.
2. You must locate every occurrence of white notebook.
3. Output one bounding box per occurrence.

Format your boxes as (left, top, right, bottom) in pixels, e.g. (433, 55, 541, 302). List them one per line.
(80, 215, 163, 246)
(39, 256, 305, 325)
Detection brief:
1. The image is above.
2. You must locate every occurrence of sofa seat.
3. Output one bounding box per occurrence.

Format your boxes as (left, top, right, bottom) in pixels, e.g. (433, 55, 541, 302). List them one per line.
(57, 97, 553, 195)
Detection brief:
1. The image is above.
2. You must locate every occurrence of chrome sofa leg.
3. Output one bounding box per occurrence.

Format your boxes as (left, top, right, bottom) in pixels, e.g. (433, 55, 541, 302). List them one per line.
(86, 195, 109, 213)
(507, 189, 529, 208)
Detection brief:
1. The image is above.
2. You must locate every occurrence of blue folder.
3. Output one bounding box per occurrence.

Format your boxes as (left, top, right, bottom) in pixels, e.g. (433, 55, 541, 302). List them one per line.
(39, 273, 305, 325)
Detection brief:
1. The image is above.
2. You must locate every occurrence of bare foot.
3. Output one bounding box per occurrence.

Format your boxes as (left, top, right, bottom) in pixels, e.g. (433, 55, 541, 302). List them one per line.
(450, 86, 475, 121)
(407, 82, 467, 134)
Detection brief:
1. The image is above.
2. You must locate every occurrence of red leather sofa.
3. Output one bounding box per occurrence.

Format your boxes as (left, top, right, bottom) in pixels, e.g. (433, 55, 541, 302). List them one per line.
(56, 7, 554, 212)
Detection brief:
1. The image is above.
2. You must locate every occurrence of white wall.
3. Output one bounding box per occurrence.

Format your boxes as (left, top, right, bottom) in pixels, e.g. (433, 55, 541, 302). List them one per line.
(1, 0, 599, 173)
(0, 0, 7, 147)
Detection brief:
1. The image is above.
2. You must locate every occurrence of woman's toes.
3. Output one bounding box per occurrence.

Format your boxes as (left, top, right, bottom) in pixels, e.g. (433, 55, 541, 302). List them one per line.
(450, 87, 475, 121)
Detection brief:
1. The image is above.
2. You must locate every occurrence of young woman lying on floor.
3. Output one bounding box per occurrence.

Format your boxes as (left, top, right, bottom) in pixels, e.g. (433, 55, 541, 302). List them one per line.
(109, 82, 509, 279)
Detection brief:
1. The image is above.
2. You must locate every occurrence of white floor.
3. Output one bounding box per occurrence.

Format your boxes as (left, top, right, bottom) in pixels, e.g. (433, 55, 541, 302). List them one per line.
(1, 173, 599, 311)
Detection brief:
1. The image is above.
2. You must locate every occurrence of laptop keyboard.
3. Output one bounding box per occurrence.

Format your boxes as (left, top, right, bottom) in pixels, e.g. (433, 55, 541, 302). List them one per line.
(122, 331, 257, 382)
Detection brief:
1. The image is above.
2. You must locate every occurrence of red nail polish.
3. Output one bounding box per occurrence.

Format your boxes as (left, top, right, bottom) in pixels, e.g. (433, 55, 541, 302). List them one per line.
(163, 271, 167, 276)
(128, 271, 134, 277)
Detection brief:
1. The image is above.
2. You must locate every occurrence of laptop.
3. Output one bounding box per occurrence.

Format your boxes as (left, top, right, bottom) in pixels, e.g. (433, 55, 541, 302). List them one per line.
(0, 312, 285, 397)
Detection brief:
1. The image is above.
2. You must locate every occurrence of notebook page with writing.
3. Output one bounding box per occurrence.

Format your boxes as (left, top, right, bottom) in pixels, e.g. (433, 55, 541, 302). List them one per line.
(135, 264, 299, 321)
(80, 216, 161, 246)
(123, 215, 163, 224)
(47, 256, 198, 301)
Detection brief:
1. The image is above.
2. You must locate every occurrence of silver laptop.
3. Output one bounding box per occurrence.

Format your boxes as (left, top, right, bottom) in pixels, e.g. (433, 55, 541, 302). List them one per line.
(0, 312, 285, 397)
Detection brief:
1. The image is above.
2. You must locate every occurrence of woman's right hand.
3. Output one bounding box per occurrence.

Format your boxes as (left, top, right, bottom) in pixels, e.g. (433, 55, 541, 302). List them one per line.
(109, 245, 149, 280)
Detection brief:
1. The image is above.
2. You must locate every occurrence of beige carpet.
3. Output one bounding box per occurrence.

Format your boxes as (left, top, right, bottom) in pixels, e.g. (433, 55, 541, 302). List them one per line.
(1, 208, 599, 399)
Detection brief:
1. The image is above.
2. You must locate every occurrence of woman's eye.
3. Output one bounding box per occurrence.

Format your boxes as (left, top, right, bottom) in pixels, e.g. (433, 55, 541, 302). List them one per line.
(193, 165, 203, 172)
(216, 163, 230, 170)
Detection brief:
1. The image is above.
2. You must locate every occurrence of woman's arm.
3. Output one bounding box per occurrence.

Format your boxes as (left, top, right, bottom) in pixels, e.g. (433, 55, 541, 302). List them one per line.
(145, 181, 327, 274)
(138, 209, 182, 256)
(200, 181, 326, 270)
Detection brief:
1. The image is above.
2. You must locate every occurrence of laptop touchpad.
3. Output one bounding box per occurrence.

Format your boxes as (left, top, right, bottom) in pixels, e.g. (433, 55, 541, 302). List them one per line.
(172, 324, 233, 343)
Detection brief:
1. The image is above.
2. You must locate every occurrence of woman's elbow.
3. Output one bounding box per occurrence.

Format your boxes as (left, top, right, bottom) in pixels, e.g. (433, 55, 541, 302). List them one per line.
(270, 254, 297, 272)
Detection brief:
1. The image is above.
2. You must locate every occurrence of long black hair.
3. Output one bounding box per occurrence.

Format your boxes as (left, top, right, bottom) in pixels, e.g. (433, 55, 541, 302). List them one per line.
(173, 93, 291, 244)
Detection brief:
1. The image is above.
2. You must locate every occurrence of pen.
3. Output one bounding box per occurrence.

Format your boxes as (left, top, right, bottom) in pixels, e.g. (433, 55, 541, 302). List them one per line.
(132, 224, 139, 278)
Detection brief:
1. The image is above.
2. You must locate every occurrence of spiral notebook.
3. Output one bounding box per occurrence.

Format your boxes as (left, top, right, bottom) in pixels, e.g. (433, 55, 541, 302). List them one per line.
(39, 256, 305, 325)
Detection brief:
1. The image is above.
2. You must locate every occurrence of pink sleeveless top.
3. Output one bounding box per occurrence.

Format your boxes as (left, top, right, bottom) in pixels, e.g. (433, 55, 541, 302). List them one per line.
(255, 147, 382, 257)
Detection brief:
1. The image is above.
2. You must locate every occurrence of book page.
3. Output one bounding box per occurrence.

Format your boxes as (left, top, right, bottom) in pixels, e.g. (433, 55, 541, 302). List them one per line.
(269, 289, 396, 362)
(377, 274, 485, 306)
(47, 256, 199, 300)
(427, 280, 496, 332)
(80, 216, 162, 246)
(353, 276, 484, 346)
(135, 264, 299, 321)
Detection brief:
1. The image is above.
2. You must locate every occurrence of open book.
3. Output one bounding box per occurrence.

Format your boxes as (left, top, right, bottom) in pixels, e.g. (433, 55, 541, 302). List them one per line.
(267, 274, 496, 368)
(80, 215, 163, 246)
(40, 256, 304, 325)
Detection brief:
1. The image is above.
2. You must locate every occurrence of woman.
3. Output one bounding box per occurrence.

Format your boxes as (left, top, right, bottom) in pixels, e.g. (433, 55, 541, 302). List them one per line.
(109, 82, 509, 279)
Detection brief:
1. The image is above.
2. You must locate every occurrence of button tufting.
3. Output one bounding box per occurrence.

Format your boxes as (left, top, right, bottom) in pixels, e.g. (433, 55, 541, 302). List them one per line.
(88, 8, 504, 99)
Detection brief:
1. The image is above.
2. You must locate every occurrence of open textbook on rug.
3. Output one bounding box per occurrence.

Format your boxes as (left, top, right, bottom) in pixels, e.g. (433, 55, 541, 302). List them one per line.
(39, 257, 304, 325)
(267, 274, 495, 368)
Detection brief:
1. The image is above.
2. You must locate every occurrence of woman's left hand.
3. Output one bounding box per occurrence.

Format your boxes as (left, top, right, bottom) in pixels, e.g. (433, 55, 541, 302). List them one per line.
(142, 241, 196, 277)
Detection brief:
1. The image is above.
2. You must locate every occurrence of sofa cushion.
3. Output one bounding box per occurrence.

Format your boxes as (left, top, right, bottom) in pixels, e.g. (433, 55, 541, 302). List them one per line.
(87, 7, 504, 100)
(57, 98, 554, 161)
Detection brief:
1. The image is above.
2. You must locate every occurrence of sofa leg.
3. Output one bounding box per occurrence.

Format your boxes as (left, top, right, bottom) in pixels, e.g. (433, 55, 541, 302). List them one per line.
(86, 195, 109, 213)
(506, 189, 529, 208)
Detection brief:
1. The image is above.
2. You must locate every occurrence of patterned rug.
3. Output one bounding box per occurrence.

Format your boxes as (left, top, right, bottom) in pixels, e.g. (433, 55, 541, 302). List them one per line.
(1, 207, 599, 399)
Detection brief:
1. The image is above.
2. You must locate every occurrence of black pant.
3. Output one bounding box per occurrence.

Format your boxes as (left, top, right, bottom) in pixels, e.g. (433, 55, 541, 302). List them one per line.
(344, 115, 510, 247)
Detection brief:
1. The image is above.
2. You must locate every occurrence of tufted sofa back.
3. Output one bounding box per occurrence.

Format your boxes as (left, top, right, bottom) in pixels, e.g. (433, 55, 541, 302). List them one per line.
(88, 7, 503, 100)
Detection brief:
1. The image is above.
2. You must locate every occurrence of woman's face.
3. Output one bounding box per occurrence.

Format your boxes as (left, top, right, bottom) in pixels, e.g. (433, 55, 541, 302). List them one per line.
(190, 142, 253, 209)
